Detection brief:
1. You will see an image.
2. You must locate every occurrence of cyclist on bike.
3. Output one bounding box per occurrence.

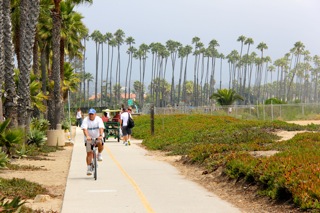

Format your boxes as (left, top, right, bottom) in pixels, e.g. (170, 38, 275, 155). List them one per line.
(81, 108, 105, 175)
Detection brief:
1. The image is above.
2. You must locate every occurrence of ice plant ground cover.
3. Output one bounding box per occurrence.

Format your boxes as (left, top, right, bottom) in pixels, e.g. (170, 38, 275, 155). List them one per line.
(133, 114, 320, 210)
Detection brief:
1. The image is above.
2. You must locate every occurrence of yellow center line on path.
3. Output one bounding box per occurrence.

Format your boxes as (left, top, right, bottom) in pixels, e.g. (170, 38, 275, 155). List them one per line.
(105, 146, 155, 213)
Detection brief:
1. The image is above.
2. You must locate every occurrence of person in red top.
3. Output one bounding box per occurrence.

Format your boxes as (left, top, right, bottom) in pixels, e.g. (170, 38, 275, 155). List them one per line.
(102, 112, 109, 122)
(112, 111, 120, 122)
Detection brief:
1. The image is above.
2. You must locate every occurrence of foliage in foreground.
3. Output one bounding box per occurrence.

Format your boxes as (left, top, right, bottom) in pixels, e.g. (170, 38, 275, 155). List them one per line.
(133, 114, 320, 210)
(0, 196, 26, 213)
(0, 178, 48, 199)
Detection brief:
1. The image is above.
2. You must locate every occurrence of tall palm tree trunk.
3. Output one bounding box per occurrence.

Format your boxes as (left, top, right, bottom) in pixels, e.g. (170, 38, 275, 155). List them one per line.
(50, 2, 62, 129)
(3, 0, 18, 127)
(15, 0, 43, 127)
(0, 1, 4, 121)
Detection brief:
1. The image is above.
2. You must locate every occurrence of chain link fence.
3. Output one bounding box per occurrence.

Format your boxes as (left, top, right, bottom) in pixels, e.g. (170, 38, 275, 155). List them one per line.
(143, 103, 320, 121)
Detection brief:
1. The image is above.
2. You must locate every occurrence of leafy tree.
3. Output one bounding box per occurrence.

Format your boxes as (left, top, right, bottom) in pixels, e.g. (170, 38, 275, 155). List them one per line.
(210, 89, 244, 106)
(265, 98, 286, 105)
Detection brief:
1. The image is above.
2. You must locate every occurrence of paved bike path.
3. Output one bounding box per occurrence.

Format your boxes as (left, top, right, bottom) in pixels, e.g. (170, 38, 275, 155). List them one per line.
(61, 127, 241, 213)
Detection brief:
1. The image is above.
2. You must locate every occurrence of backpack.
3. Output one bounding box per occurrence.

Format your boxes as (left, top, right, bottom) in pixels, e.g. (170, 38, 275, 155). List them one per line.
(127, 113, 135, 128)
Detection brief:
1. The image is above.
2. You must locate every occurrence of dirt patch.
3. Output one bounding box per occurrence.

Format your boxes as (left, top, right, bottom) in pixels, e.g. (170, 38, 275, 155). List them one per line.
(0, 144, 73, 212)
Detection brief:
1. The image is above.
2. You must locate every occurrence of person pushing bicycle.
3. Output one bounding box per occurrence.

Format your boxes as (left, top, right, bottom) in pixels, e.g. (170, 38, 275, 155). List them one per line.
(81, 108, 105, 176)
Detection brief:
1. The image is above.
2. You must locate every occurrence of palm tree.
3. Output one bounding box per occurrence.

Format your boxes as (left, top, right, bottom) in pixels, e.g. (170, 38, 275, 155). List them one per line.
(287, 41, 305, 101)
(256, 42, 268, 102)
(85, 72, 94, 107)
(81, 34, 89, 104)
(226, 50, 240, 90)
(99, 34, 107, 107)
(133, 44, 148, 108)
(313, 55, 320, 102)
(90, 30, 103, 106)
(133, 80, 144, 104)
(60, 0, 88, 83)
(177, 46, 186, 104)
(208, 39, 220, 99)
(108, 38, 117, 107)
(17, 0, 40, 131)
(50, 0, 92, 129)
(267, 65, 275, 98)
(243, 37, 254, 96)
(37, 0, 52, 118)
(104, 32, 113, 103)
(219, 53, 225, 90)
(62, 62, 81, 103)
(124, 36, 135, 101)
(182, 45, 193, 104)
(114, 29, 125, 104)
(166, 40, 181, 106)
(3, 0, 18, 127)
(192, 36, 200, 106)
(210, 89, 244, 106)
(0, 1, 5, 122)
(236, 35, 246, 94)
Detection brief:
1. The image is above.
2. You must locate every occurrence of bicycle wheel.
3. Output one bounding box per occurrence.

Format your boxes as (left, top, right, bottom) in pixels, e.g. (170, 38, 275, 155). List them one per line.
(93, 149, 97, 180)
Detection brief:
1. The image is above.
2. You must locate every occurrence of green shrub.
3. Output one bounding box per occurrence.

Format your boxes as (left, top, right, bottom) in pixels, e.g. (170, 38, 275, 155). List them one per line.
(0, 150, 9, 168)
(61, 119, 70, 131)
(265, 98, 286, 104)
(0, 178, 48, 199)
(0, 196, 26, 213)
(30, 118, 50, 132)
(27, 129, 46, 147)
(0, 122, 25, 156)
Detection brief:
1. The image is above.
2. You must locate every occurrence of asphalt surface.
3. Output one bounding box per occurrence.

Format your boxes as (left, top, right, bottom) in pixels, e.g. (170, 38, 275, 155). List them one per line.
(61, 127, 241, 213)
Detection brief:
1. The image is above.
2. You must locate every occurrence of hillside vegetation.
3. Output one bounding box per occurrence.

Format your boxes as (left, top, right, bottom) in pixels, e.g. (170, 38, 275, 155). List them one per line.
(133, 114, 320, 210)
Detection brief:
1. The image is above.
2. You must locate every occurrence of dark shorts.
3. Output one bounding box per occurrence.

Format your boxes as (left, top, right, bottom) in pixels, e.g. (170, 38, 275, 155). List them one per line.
(122, 126, 131, 136)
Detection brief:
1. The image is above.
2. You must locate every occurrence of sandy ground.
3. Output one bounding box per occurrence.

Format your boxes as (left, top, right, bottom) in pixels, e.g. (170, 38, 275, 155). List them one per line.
(0, 120, 319, 212)
(0, 144, 73, 212)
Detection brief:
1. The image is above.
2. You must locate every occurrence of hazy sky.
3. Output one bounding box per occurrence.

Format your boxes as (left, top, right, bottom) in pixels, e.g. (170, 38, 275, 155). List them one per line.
(76, 0, 320, 87)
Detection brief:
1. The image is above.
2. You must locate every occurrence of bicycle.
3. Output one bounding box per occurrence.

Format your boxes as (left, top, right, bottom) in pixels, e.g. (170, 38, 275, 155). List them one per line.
(89, 138, 99, 180)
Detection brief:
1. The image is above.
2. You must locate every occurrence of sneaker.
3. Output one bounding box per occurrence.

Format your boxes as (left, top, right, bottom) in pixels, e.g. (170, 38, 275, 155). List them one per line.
(128, 141, 131, 146)
(97, 153, 103, 161)
(124, 142, 128, 146)
(87, 167, 92, 176)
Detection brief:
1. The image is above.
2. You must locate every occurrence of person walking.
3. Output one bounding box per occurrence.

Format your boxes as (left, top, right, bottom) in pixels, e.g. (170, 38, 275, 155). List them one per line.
(81, 108, 105, 175)
(127, 107, 133, 145)
(76, 108, 83, 127)
(120, 107, 130, 146)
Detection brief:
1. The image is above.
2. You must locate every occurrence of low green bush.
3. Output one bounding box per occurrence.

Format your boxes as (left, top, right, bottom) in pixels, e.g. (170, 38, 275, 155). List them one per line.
(27, 129, 46, 147)
(0, 178, 48, 199)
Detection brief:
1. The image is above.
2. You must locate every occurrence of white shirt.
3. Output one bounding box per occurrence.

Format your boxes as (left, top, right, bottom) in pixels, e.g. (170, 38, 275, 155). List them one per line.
(76, 110, 82, 119)
(81, 116, 104, 138)
(120, 112, 129, 126)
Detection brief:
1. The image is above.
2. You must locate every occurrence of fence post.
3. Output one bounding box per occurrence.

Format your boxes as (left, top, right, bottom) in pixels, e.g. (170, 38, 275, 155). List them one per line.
(271, 101, 274, 121)
(150, 104, 154, 136)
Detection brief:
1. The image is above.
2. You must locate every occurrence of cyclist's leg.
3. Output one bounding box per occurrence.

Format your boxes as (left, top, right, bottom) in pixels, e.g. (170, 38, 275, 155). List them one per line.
(85, 140, 94, 175)
(96, 139, 104, 161)
(97, 139, 104, 153)
(86, 140, 93, 165)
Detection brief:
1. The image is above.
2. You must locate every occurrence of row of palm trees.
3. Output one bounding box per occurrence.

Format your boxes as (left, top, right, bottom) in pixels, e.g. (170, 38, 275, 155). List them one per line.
(1, 0, 92, 132)
(79, 29, 320, 109)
